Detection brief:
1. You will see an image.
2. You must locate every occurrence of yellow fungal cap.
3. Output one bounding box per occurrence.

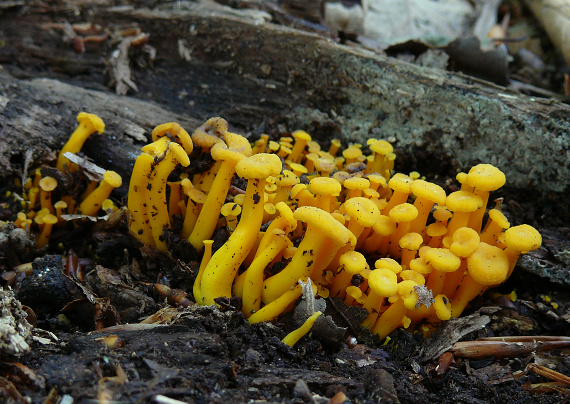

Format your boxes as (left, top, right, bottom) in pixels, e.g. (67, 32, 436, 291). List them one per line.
(375, 257, 402, 274)
(426, 222, 447, 237)
(338, 250, 369, 275)
(236, 153, 282, 179)
(398, 232, 424, 250)
(433, 294, 452, 321)
(39, 177, 58, 192)
(368, 267, 398, 297)
(309, 177, 342, 196)
(411, 180, 446, 205)
(504, 224, 542, 253)
(370, 140, 393, 155)
(445, 191, 483, 212)
(488, 209, 510, 229)
(450, 227, 480, 257)
(388, 203, 418, 222)
(388, 173, 413, 193)
(372, 215, 397, 236)
(78, 112, 105, 134)
(467, 242, 509, 285)
(425, 248, 461, 272)
(343, 197, 381, 227)
(103, 170, 123, 188)
(467, 164, 506, 191)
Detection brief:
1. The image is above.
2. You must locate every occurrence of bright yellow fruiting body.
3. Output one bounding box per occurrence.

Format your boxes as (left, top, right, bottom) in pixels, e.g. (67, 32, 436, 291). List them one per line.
(57, 112, 105, 172)
(117, 117, 541, 342)
(77, 171, 122, 216)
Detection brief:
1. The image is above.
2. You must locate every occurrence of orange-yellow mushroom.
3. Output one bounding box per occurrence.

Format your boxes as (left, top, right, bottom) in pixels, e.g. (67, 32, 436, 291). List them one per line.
(262, 206, 354, 304)
(329, 250, 369, 298)
(241, 229, 289, 317)
(289, 130, 312, 164)
(408, 180, 446, 235)
(399, 232, 424, 269)
(57, 112, 105, 172)
(39, 177, 58, 214)
(372, 280, 419, 339)
(188, 133, 252, 251)
(199, 153, 282, 306)
(151, 122, 194, 155)
(361, 259, 399, 329)
(281, 311, 322, 347)
(147, 143, 190, 251)
(36, 213, 58, 249)
(502, 224, 542, 278)
(450, 242, 509, 317)
(309, 177, 341, 213)
(384, 203, 418, 257)
(480, 208, 510, 245)
(445, 191, 483, 238)
(424, 248, 461, 297)
(381, 173, 414, 215)
(466, 164, 506, 231)
(77, 171, 122, 216)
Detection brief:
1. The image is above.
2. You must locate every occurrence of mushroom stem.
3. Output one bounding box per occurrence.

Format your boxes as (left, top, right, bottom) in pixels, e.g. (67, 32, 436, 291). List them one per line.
(241, 230, 289, 317)
(282, 312, 322, 347)
(193, 240, 214, 304)
(127, 153, 155, 247)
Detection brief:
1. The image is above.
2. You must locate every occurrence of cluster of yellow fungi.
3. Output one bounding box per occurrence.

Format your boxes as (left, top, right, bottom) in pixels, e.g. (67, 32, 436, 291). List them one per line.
(10, 112, 122, 249)
(127, 117, 542, 340)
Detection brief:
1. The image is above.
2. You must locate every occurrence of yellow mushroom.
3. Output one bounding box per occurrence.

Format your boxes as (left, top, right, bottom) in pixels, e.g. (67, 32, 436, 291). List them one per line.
(198, 153, 282, 306)
(480, 208, 510, 245)
(39, 177, 58, 214)
(408, 180, 446, 236)
(309, 177, 341, 213)
(57, 112, 105, 172)
(289, 130, 312, 164)
(262, 206, 354, 304)
(502, 224, 542, 278)
(77, 171, 122, 216)
(36, 213, 58, 249)
(445, 191, 483, 238)
(361, 259, 399, 329)
(146, 143, 190, 251)
(282, 311, 322, 347)
(450, 242, 509, 317)
(466, 164, 506, 231)
(241, 229, 289, 317)
(188, 134, 252, 251)
(372, 280, 419, 339)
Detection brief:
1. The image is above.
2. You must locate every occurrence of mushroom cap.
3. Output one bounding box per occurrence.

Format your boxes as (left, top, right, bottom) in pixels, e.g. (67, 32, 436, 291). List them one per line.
(103, 171, 123, 188)
(309, 177, 342, 196)
(314, 158, 335, 173)
(433, 294, 452, 321)
(192, 117, 227, 149)
(276, 170, 300, 187)
(411, 180, 446, 205)
(398, 232, 424, 250)
(399, 269, 426, 285)
(409, 257, 432, 274)
(42, 213, 58, 225)
(372, 215, 397, 235)
(338, 250, 369, 275)
(488, 209, 510, 229)
(425, 248, 461, 272)
(39, 177, 58, 192)
(289, 162, 308, 175)
(467, 164, 506, 192)
(450, 227, 480, 257)
(433, 206, 453, 222)
(343, 177, 370, 191)
(388, 203, 419, 222)
(366, 173, 387, 188)
(343, 146, 363, 160)
(235, 153, 282, 179)
(426, 222, 447, 238)
(169, 143, 190, 167)
(504, 224, 542, 252)
(221, 202, 242, 217)
(343, 197, 381, 227)
(398, 280, 419, 310)
(222, 132, 253, 157)
(445, 191, 483, 213)
(292, 130, 312, 142)
(368, 267, 398, 297)
(152, 122, 194, 154)
(54, 200, 67, 210)
(375, 257, 402, 274)
(293, 206, 353, 245)
(388, 173, 413, 193)
(370, 140, 393, 155)
(211, 142, 247, 165)
(467, 242, 509, 285)
(77, 112, 105, 134)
